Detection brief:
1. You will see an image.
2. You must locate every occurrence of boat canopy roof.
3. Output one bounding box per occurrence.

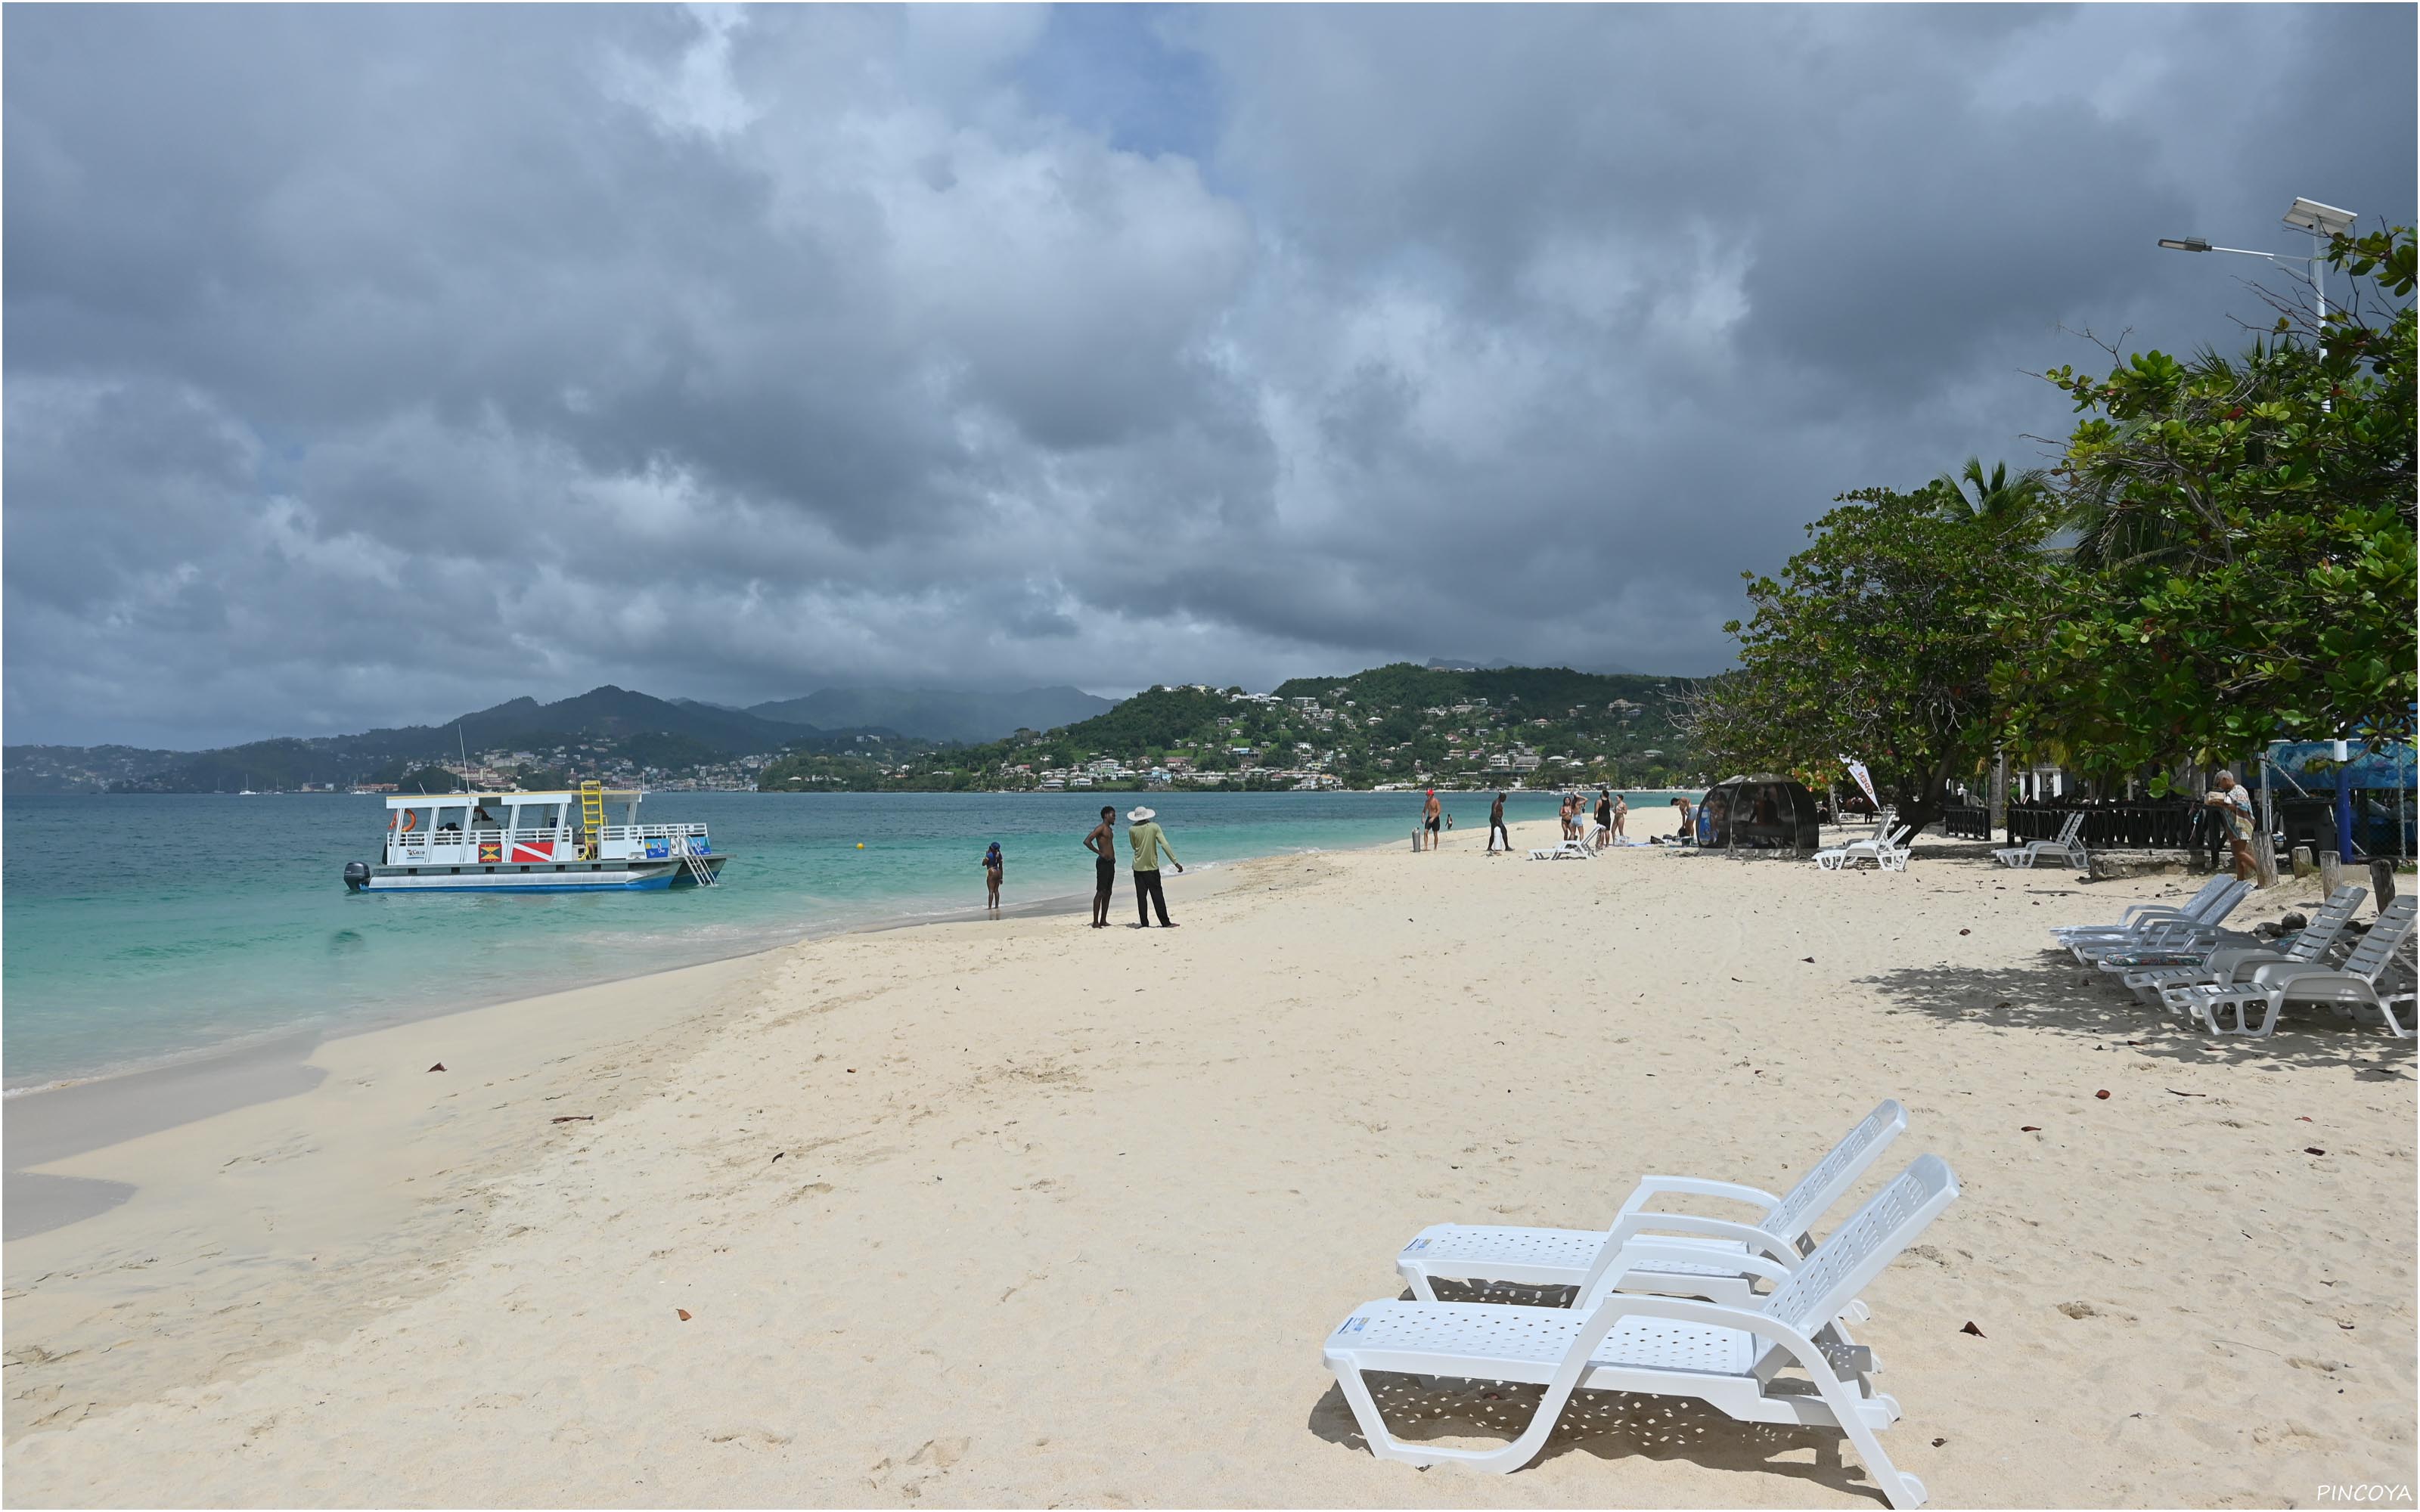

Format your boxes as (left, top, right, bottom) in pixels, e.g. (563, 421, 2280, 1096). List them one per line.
(382, 789, 644, 807)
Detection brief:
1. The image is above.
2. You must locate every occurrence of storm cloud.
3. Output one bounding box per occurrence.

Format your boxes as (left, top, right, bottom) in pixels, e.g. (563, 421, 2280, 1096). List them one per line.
(6, 4, 2412, 746)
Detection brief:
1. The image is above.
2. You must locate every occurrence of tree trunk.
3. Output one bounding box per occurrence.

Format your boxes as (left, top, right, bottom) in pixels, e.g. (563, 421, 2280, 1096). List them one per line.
(1894, 754, 1958, 837)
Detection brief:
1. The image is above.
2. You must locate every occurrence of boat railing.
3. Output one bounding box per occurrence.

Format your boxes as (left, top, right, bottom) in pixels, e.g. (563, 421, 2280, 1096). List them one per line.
(383, 821, 709, 863)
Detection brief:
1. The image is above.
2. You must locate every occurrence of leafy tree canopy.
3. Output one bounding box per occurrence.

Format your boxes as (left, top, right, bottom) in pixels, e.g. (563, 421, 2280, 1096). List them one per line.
(1998, 224, 2415, 781)
(1686, 482, 2047, 830)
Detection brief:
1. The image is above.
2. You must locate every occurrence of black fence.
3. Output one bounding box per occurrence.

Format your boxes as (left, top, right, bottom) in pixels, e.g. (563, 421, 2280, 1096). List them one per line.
(1941, 804, 1991, 840)
(2006, 801, 2200, 850)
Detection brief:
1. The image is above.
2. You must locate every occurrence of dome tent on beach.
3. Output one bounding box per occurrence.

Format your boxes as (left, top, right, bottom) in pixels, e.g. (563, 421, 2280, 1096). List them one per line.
(1698, 773, 1823, 855)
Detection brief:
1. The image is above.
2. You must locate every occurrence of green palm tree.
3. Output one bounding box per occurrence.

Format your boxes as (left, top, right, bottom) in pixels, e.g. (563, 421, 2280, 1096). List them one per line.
(2061, 343, 2257, 573)
(1934, 457, 2052, 537)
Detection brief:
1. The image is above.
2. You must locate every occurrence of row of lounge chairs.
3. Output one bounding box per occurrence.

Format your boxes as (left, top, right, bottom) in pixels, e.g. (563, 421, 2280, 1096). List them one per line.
(2055, 875, 2416, 1038)
(1326, 1101, 1956, 1508)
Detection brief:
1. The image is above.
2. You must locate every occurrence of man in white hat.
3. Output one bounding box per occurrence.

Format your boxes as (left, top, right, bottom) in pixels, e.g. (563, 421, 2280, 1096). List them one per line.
(1125, 806, 1184, 927)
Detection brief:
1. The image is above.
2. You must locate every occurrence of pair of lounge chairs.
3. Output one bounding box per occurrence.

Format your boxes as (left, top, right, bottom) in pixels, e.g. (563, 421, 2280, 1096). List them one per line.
(2162, 894, 2418, 1038)
(1814, 823, 1913, 872)
(1528, 838, 1594, 861)
(2052, 877, 2253, 965)
(1326, 1101, 1958, 1507)
(1996, 810, 2088, 870)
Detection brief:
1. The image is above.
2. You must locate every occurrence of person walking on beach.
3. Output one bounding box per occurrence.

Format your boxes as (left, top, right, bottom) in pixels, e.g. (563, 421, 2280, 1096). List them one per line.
(1083, 805, 1118, 928)
(2203, 770, 2257, 881)
(1423, 789, 1442, 851)
(1487, 792, 1510, 854)
(1127, 806, 1184, 927)
(982, 841, 1004, 915)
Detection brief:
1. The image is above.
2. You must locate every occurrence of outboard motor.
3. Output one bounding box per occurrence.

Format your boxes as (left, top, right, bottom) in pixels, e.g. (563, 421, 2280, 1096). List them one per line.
(343, 860, 372, 893)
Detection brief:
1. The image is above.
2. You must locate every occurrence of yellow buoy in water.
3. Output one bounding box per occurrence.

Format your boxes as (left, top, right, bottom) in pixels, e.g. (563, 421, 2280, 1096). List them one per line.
(857, 843, 865, 849)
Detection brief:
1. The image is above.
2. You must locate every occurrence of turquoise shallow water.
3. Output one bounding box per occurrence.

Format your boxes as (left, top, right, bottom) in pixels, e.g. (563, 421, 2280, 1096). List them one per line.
(2, 789, 1682, 1090)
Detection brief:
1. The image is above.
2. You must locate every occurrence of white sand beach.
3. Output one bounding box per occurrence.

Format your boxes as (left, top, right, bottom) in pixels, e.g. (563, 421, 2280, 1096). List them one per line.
(6, 813, 2413, 1507)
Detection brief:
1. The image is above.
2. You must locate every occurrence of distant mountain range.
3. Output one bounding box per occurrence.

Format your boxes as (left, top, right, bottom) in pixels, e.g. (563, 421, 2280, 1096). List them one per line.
(746, 686, 1116, 744)
(3, 686, 839, 794)
(458, 686, 814, 752)
(3, 683, 1122, 793)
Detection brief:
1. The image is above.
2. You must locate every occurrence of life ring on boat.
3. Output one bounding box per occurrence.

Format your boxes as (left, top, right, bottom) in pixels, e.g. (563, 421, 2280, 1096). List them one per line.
(396, 809, 417, 833)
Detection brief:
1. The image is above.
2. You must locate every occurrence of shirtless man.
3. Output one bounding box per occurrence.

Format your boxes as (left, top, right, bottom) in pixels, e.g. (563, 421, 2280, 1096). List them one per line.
(2203, 771, 2257, 881)
(1083, 805, 1118, 928)
(1487, 791, 1511, 854)
(1423, 789, 1442, 851)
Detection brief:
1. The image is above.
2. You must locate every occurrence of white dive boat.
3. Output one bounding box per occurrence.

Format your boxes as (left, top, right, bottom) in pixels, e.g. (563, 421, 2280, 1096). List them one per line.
(343, 782, 728, 894)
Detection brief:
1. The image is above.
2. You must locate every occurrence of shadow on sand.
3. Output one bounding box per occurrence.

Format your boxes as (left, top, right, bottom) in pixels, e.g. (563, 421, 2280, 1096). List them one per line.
(1304, 1376, 1885, 1506)
(1304, 1281, 1895, 1507)
(1860, 949, 2414, 1074)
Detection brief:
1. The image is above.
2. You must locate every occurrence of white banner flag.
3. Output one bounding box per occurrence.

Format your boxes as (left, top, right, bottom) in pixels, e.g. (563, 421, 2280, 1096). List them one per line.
(1841, 755, 1879, 810)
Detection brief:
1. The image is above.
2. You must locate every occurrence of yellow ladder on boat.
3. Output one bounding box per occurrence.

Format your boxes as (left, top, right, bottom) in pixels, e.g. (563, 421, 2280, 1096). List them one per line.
(579, 780, 604, 860)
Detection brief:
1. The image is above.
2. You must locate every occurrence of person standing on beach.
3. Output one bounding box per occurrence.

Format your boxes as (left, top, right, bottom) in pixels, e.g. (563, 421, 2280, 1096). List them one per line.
(1671, 795, 1695, 845)
(1083, 805, 1118, 928)
(1127, 806, 1184, 927)
(1612, 792, 1629, 843)
(1487, 792, 1510, 854)
(2204, 771, 2257, 881)
(982, 841, 1004, 915)
(1593, 789, 1613, 851)
(1423, 789, 1441, 850)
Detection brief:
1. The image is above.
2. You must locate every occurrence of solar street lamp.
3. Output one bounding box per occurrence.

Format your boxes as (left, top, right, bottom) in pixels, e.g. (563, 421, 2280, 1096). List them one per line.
(2157, 195, 2357, 324)
(2161, 197, 2363, 855)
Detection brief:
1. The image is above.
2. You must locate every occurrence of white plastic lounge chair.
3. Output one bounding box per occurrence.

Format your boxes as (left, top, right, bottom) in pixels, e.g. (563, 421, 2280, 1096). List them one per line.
(1397, 1101, 1906, 1310)
(1813, 824, 1912, 872)
(1326, 1154, 1960, 1507)
(1527, 839, 1593, 861)
(2050, 876, 2236, 947)
(1995, 811, 2086, 869)
(2114, 886, 2366, 1002)
(2065, 880, 2253, 963)
(2165, 895, 2419, 1038)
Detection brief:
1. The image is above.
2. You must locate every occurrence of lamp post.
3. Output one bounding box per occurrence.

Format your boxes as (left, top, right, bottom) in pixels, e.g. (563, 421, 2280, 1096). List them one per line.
(2161, 197, 2361, 865)
(2157, 195, 2356, 325)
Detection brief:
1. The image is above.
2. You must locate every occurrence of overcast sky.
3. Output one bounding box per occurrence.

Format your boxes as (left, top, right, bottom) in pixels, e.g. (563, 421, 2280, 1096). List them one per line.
(6, 5, 2412, 748)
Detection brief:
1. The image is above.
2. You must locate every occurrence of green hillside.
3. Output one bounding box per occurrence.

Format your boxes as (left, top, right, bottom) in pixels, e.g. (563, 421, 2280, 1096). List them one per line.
(762, 663, 1702, 792)
(748, 686, 1116, 743)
